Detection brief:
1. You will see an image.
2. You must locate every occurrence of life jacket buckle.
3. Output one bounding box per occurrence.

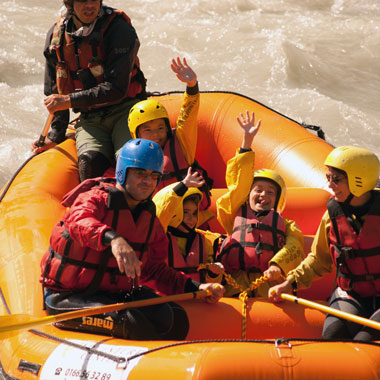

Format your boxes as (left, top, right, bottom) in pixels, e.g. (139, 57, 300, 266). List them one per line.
(341, 246, 355, 259)
(247, 223, 259, 233)
(255, 241, 263, 256)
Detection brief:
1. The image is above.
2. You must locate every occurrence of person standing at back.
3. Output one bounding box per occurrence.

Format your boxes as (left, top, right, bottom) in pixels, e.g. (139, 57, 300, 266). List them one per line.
(32, 0, 146, 182)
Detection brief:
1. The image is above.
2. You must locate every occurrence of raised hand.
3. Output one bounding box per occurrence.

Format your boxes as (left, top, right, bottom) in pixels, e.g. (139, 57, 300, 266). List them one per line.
(237, 110, 262, 149)
(181, 167, 205, 188)
(170, 57, 197, 87)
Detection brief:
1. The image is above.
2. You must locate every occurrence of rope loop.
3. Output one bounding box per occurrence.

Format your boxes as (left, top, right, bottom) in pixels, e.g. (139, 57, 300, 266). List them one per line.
(197, 263, 269, 339)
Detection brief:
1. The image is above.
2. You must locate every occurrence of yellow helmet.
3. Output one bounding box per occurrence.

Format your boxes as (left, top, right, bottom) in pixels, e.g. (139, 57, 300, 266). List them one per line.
(253, 169, 287, 213)
(324, 146, 380, 197)
(128, 99, 170, 138)
(153, 182, 203, 228)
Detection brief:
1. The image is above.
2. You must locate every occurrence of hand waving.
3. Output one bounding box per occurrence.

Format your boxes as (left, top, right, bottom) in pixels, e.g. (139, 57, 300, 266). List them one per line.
(237, 110, 262, 149)
(170, 57, 197, 87)
(181, 167, 205, 188)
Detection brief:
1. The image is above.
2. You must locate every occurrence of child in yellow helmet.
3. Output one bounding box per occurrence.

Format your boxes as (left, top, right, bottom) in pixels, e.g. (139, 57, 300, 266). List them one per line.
(153, 167, 224, 284)
(215, 111, 304, 297)
(269, 146, 380, 342)
(128, 57, 214, 227)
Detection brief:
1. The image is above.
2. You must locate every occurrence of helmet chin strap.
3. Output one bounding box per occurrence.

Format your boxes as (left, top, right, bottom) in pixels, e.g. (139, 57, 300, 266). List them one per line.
(179, 221, 195, 233)
(343, 193, 354, 205)
(73, 13, 96, 27)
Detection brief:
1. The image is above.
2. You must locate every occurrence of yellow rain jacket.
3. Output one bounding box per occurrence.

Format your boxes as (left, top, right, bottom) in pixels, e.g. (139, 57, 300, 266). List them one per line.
(153, 184, 222, 283)
(216, 149, 304, 297)
(175, 90, 199, 166)
(286, 210, 334, 289)
(166, 90, 214, 225)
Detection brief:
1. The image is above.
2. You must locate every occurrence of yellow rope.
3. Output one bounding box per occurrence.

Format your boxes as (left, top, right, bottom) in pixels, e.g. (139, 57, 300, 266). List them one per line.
(238, 290, 249, 338)
(197, 263, 268, 339)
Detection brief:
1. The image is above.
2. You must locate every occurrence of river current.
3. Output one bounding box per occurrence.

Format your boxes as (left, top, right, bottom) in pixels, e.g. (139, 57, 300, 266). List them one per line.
(0, 0, 379, 187)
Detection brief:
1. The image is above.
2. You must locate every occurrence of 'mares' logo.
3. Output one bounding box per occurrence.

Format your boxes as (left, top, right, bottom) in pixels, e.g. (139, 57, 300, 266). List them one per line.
(82, 316, 114, 330)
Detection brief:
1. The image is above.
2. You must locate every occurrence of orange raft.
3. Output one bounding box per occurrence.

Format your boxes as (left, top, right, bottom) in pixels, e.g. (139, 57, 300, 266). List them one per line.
(1, 91, 379, 380)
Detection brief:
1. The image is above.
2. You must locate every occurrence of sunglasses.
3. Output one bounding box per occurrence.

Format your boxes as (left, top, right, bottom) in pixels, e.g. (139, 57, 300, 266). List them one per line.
(130, 168, 161, 182)
(326, 174, 346, 185)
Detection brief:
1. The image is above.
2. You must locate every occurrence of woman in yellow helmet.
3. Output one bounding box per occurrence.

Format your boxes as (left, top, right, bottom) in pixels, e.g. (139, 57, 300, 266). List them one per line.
(153, 168, 224, 284)
(269, 146, 380, 342)
(128, 57, 214, 227)
(215, 111, 304, 297)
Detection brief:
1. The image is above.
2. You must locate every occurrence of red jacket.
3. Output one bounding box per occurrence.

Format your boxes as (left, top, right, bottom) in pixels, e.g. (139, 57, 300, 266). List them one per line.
(40, 178, 190, 295)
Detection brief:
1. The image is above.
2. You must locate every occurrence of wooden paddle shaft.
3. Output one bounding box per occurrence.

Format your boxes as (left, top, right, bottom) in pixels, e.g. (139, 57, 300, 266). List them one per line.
(282, 293, 380, 331)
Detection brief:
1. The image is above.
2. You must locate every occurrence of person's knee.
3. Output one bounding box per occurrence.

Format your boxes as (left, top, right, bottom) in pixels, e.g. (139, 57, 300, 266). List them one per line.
(164, 303, 189, 340)
(119, 309, 161, 340)
(322, 319, 346, 339)
(354, 309, 380, 342)
(78, 151, 111, 182)
(116, 303, 189, 341)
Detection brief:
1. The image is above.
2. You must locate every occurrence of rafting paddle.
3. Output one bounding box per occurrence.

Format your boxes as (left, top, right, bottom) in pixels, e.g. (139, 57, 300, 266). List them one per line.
(282, 293, 380, 331)
(0, 290, 209, 338)
(35, 112, 54, 148)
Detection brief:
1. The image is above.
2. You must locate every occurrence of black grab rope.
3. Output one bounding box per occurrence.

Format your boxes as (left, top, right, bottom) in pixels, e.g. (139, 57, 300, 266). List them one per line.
(301, 122, 326, 140)
(124, 336, 380, 363)
(1, 91, 328, 204)
(26, 329, 380, 366)
(30, 329, 127, 364)
(0, 154, 35, 203)
(0, 123, 78, 204)
(148, 90, 329, 141)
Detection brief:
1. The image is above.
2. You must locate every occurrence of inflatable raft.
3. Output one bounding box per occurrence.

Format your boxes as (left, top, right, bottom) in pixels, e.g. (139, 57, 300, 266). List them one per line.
(1, 91, 380, 380)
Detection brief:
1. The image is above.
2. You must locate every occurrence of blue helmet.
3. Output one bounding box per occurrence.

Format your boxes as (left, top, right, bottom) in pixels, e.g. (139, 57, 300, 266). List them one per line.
(116, 139, 164, 185)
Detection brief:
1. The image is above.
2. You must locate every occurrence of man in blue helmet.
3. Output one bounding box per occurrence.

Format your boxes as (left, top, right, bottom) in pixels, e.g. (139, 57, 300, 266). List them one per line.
(40, 139, 224, 340)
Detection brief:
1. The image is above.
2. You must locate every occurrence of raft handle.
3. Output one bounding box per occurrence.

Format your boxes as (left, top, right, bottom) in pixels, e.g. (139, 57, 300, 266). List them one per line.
(274, 337, 292, 349)
(301, 122, 326, 140)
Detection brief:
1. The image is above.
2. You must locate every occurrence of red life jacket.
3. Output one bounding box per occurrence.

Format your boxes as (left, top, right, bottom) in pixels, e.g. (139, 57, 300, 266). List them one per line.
(154, 130, 213, 210)
(327, 193, 380, 297)
(40, 178, 156, 294)
(167, 228, 206, 282)
(50, 7, 145, 108)
(216, 204, 286, 273)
